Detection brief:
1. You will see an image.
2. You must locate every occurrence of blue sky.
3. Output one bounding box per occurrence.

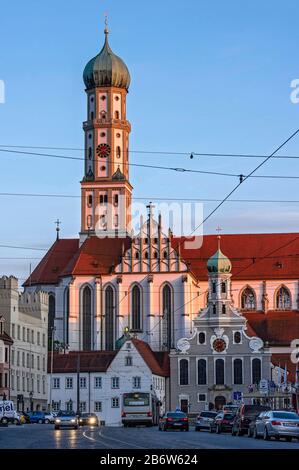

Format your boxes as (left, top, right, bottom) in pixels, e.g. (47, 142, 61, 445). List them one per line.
(1, 0, 299, 281)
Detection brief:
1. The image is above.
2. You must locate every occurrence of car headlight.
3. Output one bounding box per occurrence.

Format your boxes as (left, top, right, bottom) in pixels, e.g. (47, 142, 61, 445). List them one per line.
(79, 419, 83, 422)
(89, 418, 96, 424)
(71, 419, 76, 423)
(55, 419, 61, 423)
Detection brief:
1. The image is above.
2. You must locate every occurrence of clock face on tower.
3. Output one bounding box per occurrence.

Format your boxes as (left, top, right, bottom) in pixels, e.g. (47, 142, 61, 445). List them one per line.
(96, 143, 111, 158)
(212, 338, 226, 352)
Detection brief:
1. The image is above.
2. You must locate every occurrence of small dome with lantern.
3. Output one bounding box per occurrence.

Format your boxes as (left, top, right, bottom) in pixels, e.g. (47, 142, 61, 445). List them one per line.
(207, 236, 232, 273)
(83, 26, 131, 91)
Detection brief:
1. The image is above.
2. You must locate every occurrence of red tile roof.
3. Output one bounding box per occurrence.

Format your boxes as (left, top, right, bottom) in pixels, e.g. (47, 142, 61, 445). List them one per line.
(49, 350, 117, 373)
(173, 232, 299, 280)
(132, 339, 170, 377)
(61, 236, 131, 277)
(244, 310, 299, 346)
(24, 232, 299, 286)
(48, 340, 169, 376)
(23, 239, 79, 286)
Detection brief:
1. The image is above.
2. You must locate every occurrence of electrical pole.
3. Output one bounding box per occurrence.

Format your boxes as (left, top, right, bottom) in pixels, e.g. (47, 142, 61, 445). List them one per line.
(49, 326, 56, 412)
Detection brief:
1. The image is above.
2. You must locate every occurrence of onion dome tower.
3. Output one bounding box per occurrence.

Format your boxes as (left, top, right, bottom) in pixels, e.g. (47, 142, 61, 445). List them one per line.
(80, 21, 132, 242)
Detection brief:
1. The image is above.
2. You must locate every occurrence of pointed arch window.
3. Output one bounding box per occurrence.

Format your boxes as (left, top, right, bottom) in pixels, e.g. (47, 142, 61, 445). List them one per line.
(105, 286, 115, 350)
(276, 286, 291, 310)
(179, 359, 189, 385)
(82, 286, 92, 351)
(131, 285, 142, 331)
(241, 287, 256, 310)
(198, 359, 207, 385)
(64, 287, 70, 346)
(252, 358, 261, 385)
(233, 359, 243, 385)
(48, 294, 55, 341)
(215, 359, 225, 385)
(162, 284, 172, 349)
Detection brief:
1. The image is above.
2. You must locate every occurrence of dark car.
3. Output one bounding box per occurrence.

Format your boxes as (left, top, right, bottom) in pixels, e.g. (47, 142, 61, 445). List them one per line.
(78, 413, 99, 427)
(231, 405, 271, 436)
(210, 411, 235, 434)
(195, 411, 218, 431)
(158, 412, 189, 432)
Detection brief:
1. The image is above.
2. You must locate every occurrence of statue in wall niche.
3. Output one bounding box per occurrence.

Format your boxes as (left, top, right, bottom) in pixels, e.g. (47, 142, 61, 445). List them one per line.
(262, 292, 269, 313)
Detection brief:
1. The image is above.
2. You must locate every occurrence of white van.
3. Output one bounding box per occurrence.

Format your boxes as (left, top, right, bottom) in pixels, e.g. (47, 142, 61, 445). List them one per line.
(0, 400, 19, 424)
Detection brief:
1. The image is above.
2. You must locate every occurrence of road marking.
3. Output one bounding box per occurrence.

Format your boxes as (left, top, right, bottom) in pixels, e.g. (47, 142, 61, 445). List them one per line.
(98, 429, 146, 449)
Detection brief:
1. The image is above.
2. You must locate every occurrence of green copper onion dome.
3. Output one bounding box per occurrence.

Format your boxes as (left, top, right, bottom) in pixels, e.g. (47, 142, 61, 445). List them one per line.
(83, 27, 131, 91)
(207, 237, 232, 273)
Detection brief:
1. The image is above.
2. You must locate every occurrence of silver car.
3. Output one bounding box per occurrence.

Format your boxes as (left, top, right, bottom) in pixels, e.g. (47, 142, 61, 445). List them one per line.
(253, 410, 299, 441)
(54, 410, 79, 430)
(195, 411, 218, 431)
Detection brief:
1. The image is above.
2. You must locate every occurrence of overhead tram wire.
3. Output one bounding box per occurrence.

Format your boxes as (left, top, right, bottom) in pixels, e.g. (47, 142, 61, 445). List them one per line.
(2, 144, 299, 160)
(2, 147, 299, 180)
(170, 126, 299, 258)
(2, 191, 299, 204)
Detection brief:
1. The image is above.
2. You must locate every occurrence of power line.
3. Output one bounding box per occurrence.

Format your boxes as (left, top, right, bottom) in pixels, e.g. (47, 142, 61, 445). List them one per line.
(1, 191, 299, 204)
(2, 144, 299, 160)
(171, 126, 299, 257)
(2, 147, 299, 180)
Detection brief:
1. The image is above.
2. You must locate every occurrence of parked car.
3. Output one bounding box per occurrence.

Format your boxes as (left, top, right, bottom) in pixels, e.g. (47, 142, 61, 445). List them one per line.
(251, 410, 299, 441)
(29, 411, 48, 424)
(210, 411, 235, 434)
(78, 413, 99, 427)
(231, 404, 271, 436)
(54, 410, 79, 430)
(195, 411, 218, 432)
(158, 412, 189, 432)
(223, 405, 239, 415)
(247, 411, 268, 437)
(44, 412, 55, 424)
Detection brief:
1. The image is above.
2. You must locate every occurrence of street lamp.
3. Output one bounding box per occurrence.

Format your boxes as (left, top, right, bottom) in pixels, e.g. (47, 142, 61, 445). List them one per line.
(49, 326, 56, 412)
(29, 391, 33, 412)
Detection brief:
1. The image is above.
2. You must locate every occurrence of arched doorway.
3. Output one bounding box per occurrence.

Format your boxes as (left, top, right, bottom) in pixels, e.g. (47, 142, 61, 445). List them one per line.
(215, 395, 226, 410)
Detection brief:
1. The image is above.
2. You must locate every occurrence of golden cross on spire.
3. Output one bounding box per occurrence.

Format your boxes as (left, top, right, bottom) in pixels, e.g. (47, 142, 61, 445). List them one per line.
(104, 11, 109, 34)
(55, 219, 61, 241)
(216, 226, 222, 249)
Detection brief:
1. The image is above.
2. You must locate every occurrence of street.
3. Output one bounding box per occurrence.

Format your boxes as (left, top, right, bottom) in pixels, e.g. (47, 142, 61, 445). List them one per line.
(0, 424, 298, 449)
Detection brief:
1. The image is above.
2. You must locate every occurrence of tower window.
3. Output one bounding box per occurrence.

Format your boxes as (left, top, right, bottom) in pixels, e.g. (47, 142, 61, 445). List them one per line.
(88, 134, 92, 139)
(198, 332, 206, 344)
(114, 110, 120, 119)
(222, 304, 226, 314)
(116, 132, 121, 138)
(116, 146, 121, 159)
(114, 215, 119, 227)
(114, 194, 119, 205)
(101, 95, 106, 101)
(104, 195, 108, 204)
(100, 132, 106, 137)
(144, 238, 148, 245)
(234, 331, 241, 344)
(100, 195, 104, 204)
(135, 251, 139, 259)
(154, 238, 158, 244)
(221, 282, 226, 293)
(90, 111, 94, 120)
(90, 97, 94, 103)
(87, 215, 92, 228)
(100, 111, 106, 119)
(163, 251, 167, 259)
(115, 96, 120, 101)
(100, 166, 106, 171)
(154, 251, 158, 259)
(144, 251, 149, 259)
(88, 147, 92, 159)
(213, 304, 216, 315)
(87, 195, 93, 207)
